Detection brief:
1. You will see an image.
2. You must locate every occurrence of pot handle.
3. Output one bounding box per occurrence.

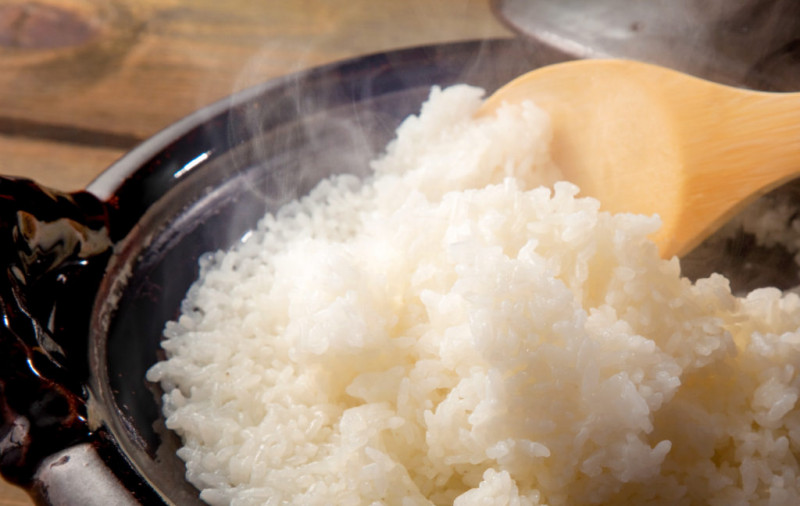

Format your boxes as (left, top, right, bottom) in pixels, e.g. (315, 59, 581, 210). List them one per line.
(0, 177, 113, 486)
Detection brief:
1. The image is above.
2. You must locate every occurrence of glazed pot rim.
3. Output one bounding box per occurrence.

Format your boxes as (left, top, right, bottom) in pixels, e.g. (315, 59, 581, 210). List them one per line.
(85, 81, 270, 201)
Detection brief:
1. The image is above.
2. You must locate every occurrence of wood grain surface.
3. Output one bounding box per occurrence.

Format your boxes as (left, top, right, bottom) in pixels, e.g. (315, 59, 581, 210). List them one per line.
(0, 0, 510, 503)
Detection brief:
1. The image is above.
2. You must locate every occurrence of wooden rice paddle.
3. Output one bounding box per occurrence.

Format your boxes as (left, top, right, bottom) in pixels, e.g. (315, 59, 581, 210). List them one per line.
(479, 59, 800, 259)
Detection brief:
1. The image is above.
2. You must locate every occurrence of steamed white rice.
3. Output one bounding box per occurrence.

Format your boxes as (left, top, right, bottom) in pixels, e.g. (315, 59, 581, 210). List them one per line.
(147, 85, 800, 505)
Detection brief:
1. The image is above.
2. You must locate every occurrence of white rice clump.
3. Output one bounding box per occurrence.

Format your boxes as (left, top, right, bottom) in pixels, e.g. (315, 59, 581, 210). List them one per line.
(147, 85, 800, 505)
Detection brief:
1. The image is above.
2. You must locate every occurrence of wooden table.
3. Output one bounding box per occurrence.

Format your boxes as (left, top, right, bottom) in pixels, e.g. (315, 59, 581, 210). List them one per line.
(0, 0, 510, 503)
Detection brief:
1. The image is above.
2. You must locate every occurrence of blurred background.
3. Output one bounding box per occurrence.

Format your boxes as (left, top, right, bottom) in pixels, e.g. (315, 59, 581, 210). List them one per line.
(0, 0, 509, 190)
(0, 0, 508, 503)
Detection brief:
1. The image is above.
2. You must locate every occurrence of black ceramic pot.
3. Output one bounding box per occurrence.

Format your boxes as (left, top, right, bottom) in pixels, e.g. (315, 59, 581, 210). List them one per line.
(3, 35, 799, 506)
(0, 38, 578, 505)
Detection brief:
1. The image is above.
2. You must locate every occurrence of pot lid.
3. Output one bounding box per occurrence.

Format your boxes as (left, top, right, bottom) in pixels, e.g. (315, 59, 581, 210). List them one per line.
(492, 0, 800, 90)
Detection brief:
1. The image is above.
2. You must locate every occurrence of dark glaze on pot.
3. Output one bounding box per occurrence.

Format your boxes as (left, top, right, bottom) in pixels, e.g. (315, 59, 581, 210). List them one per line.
(0, 178, 108, 483)
(0, 179, 163, 503)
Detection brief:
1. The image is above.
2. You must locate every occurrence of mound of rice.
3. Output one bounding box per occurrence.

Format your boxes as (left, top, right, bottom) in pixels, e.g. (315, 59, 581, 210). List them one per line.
(147, 85, 800, 505)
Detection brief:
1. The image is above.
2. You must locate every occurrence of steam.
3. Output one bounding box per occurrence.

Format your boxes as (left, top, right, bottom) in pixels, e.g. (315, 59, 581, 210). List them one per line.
(212, 1, 512, 250)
